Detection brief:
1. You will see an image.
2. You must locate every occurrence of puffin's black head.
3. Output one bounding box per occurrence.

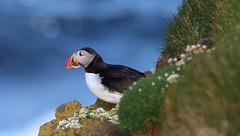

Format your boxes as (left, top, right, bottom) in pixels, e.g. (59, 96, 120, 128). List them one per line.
(66, 47, 101, 69)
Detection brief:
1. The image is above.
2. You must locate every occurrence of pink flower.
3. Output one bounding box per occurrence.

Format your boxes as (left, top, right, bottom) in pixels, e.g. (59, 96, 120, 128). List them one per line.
(185, 48, 191, 53)
(191, 45, 197, 50)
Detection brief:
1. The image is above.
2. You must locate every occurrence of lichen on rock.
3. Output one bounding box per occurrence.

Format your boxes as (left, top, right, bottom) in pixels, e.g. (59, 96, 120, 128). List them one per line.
(86, 98, 116, 111)
(39, 99, 129, 136)
(55, 100, 83, 120)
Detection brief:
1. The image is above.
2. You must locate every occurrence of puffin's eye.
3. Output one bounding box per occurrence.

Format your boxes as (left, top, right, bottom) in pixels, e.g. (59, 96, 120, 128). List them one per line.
(79, 52, 82, 56)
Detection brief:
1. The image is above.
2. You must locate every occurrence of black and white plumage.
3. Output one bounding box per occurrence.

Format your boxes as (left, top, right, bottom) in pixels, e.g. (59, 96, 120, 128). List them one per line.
(66, 47, 145, 103)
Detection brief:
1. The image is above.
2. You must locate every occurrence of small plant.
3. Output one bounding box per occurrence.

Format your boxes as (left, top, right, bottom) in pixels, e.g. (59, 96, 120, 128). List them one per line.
(57, 107, 118, 129)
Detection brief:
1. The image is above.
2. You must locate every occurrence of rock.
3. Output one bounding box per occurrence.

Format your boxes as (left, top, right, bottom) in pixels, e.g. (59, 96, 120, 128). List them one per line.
(155, 57, 170, 70)
(197, 38, 213, 48)
(39, 99, 129, 136)
(39, 119, 58, 136)
(51, 118, 129, 136)
(87, 98, 116, 111)
(143, 71, 152, 76)
(55, 100, 83, 120)
(131, 125, 160, 136)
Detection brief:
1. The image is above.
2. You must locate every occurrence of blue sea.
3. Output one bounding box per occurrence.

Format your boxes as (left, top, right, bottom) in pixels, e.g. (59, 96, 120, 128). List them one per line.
(0, 0, 181, 135)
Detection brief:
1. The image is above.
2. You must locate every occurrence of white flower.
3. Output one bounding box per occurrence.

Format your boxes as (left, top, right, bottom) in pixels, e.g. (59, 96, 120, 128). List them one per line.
(71, 120, 79, 123)
(177, 67, 181, 71)
(110, 108, 116, 111)
(112, 115, 118, 120)
(180, 54, 186, 59)
(96, 107, 105, 113)
(164, 73, 169, 77)
(57, 118, 82, 129)
(181, 61, 185, 65)
(175, 61, 182, 66)
(98, 112, 109, 118)
(109, 120, 118, 124)
(151, 68, 155, 74)
(158, 76, 162, 80)
(185, 48, 191, 53)
(173, 58, 178, 62)
(108, 116, 113, 120)
(151, 82, 155, 86)
(79, 108, 87, 114)
(73, 112, 78, 117)
(187, 57, 192, 61)
(57, 105, 119, 130)
(58, 120, 67, 126)
(138, 88, 142, 92)
(207, 49, 212, 54)
(202, 45, 207, 50)
(167, 58, 173, 64)
(167, 74, 180, 83)
(68, 117, 76, 121)
(197, 44, 201, 48)
(79, 113, 87, 118)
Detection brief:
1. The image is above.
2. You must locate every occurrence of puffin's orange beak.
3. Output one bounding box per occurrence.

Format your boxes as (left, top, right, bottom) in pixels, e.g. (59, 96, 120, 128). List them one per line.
(66, 53, 81, 69)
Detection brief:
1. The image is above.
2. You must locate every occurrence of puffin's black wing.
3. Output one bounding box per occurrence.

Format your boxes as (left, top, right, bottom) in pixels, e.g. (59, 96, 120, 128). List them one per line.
(100, 65, 145, 93)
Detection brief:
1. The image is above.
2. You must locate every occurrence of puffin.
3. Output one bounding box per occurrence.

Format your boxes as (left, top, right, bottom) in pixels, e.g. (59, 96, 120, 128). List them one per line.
(66, 47, 145, 104)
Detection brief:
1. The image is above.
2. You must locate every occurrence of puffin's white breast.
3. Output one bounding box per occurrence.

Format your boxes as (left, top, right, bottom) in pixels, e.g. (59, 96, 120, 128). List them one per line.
(85, 73, 123, 104)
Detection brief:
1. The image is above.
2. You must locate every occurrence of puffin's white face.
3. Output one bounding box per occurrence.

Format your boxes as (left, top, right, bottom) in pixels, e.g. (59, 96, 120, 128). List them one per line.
(74, 50, 96, 68)
(66, 49, 96, 68)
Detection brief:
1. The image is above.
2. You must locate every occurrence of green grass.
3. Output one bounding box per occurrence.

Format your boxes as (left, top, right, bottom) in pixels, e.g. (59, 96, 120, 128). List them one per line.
(160, 34, 240, 136)
(212, 0, 240, 45)
(118, 64, 183, 133)
(160, 0, 215, 57)
(118, 0, 240, 135)
(159, 0, 240, 135)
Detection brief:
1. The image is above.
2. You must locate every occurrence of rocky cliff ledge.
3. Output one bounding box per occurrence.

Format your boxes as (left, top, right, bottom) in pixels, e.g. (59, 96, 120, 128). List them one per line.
(38, 99, 129, 136)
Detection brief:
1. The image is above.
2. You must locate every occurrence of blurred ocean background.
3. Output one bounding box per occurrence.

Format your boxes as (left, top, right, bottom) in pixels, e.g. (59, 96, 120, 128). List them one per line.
(0, 0, 180, 135)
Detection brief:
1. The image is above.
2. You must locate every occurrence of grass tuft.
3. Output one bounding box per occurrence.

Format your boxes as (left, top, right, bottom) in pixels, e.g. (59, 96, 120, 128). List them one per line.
(160, 0, 215, 57)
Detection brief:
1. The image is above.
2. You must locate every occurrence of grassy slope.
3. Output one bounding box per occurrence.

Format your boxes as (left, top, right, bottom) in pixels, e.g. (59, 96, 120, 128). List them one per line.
(160, 0, 240, 135)
(118, 0, 240, 135)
